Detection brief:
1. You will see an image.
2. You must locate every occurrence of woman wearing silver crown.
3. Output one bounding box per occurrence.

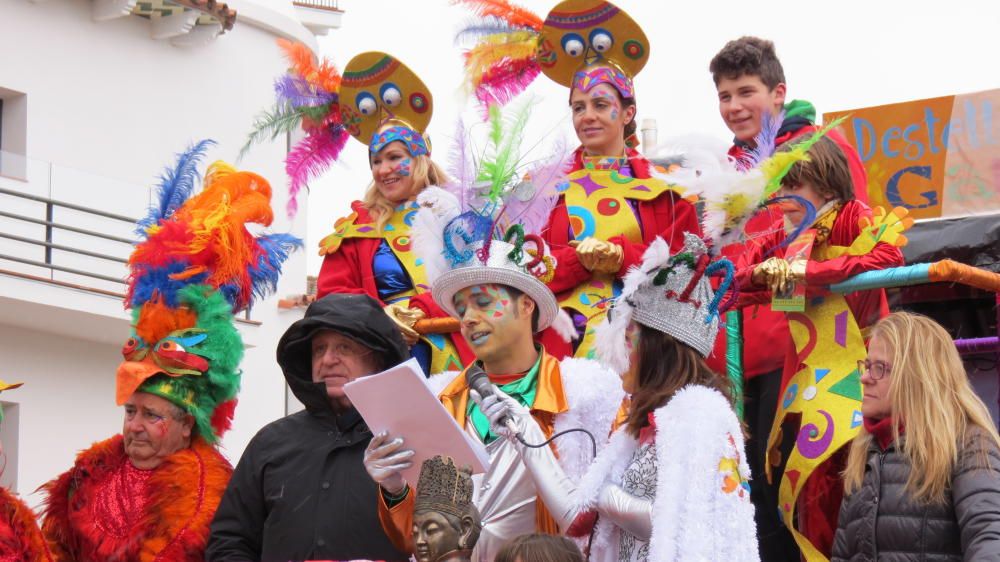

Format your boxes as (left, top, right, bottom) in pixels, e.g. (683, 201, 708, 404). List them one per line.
(479, 234, 759, 561)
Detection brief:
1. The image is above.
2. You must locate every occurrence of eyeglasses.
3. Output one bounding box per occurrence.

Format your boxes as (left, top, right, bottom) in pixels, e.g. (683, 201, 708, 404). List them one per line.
(857, 359, 891, 381)
(313, 340, 373, 361)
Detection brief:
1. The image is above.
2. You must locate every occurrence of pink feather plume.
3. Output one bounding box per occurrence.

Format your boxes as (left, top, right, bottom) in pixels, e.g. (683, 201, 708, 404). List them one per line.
(284, 128, 349, 218)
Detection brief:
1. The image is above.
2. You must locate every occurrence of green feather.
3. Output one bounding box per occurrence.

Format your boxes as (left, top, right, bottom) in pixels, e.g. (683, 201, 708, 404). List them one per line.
(476, 100, 533, 202)
(137, 285, 243, 444)
(239, 103, 313, 160)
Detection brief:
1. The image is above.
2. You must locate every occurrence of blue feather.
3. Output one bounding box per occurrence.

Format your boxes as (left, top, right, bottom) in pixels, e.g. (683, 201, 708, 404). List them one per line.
(129, 261, 208, 308)
(454, 16, 526, 44)
(766, 194, 817, 255)
(247, 233, 303, 306)
(136, 139, 216, 236)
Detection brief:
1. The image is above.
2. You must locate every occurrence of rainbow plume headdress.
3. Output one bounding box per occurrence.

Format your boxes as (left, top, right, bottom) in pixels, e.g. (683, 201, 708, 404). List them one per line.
(242, 40, 349, 218)
(455, 0, 650, 109)
(412, 102, 576, 338)
(119, 140, 302, 443)
(245, 43, 437, 219)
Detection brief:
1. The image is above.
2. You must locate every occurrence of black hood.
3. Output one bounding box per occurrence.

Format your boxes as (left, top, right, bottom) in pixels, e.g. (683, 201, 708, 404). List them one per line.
(277, 293, 408, 414)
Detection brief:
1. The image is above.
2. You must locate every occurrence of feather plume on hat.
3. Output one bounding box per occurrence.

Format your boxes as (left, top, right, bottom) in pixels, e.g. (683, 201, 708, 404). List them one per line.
(411, 102, 576, 335)
(120, 141, 301, 443)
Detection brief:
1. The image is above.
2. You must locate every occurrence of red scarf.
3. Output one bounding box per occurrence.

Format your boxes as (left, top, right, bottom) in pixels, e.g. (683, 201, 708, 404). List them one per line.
(863, 416, 904, 450)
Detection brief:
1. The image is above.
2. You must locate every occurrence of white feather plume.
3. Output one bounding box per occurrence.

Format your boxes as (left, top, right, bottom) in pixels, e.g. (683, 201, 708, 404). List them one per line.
(550, 308, 579, 343)
(412, 186, 461, 286)
(697, 166, 768, 252)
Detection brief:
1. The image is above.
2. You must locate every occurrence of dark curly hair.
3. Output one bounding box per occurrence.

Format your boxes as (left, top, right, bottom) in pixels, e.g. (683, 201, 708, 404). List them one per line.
(709, 36, 786, 89)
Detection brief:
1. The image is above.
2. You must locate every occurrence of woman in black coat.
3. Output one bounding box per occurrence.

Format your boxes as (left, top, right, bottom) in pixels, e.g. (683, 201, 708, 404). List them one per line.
(832, 311, 1000, 561)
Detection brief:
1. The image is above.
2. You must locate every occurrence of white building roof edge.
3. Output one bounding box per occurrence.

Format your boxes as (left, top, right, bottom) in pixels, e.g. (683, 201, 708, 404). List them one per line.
(228, 0, 321, 54)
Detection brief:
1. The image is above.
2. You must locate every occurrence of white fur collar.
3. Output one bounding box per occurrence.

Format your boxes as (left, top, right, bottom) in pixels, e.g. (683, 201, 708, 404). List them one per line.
(569, 385, 760, 562)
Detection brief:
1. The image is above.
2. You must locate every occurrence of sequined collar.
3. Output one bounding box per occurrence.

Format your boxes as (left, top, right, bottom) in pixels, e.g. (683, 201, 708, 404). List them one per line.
(582, 155, 628, 171)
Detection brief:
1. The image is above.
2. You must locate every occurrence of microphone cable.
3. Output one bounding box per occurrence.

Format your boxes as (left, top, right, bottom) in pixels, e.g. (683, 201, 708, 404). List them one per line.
(515, 427, 597, 459)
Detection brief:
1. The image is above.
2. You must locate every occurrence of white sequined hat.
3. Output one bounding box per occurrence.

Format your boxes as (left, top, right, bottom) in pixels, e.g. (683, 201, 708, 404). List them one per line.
(413, 186, 560, 333)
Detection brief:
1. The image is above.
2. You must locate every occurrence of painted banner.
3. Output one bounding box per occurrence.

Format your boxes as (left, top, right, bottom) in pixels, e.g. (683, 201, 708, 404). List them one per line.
(824, 88, 1000, 220)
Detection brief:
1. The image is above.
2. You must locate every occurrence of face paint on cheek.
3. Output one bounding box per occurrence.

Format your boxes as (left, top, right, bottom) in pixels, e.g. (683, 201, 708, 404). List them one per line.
(625, 323, 639, 352)
(152, 417, 170, 438)
(610, 109, 619, 121)
(484, 286, 511, 319)
(397, 158, 412, 177)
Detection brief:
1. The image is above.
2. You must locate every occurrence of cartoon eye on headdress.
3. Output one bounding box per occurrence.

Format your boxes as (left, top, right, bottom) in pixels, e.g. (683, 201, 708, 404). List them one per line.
(340, 52, 433, 152)
(589, 28, 614, 53)
(455, 0, 649, 108)
(380, 83, 403, 107)
(561, 33, 586, 57)
(356, 92, 378, 116)
(123, 336, 149, 362)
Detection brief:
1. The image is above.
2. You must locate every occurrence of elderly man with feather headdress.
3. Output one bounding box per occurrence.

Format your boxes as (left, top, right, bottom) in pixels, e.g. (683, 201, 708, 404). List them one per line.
(40, 142, 300, 562)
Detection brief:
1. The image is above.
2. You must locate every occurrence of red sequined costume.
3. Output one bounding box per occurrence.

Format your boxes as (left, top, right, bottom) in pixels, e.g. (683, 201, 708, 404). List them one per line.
(41, 434, 231, 562)
(0, 486, 52, 562)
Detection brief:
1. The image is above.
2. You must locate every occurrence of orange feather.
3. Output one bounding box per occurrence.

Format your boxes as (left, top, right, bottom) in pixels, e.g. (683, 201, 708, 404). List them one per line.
(277, 38, 341, 94)
(136, 298, 198, 344)
(452, 0, 543, 30)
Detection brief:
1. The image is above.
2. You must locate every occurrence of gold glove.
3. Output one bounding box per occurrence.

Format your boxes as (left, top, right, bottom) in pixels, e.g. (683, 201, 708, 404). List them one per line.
(570, 238, 624, 274)
(788, 259, 807, 283)
(383, 303, 425, 346)
(752, 257, 792, 294)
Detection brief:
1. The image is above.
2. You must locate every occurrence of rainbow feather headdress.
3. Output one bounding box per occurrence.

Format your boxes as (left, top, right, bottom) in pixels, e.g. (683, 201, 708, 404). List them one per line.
(454, 0, 650, 109)
(119, 140, 301, 443)
(244, 43, 435, 218)
(242, 40, 348, 218)
(412, 102, 575, 336)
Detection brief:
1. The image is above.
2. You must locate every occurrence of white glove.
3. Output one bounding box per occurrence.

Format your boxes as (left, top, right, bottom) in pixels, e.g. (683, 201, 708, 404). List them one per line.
(597, 484, 653, 540)
(469, 386, 538, 441)
(363, 431, 413, 496)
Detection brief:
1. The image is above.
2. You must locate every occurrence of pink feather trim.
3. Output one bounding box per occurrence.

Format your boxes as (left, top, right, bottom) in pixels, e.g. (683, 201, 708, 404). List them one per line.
(284, 128, 349, 218)
(475, 59, 540, 112)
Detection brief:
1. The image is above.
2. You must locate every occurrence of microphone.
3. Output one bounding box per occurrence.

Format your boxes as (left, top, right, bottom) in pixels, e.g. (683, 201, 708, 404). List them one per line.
(465, 363, 521, 437)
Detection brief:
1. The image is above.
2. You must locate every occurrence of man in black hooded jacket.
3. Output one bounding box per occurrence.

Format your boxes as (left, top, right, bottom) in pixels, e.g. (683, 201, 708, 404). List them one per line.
(206, 293, 410, 562)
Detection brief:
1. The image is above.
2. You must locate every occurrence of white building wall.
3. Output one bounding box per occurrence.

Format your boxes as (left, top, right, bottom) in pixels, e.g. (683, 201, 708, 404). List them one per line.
(0, 0, 327, 506)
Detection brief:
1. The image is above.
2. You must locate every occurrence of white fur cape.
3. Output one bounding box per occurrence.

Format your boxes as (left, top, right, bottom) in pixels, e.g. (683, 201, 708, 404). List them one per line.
(571, 385, 760, 562)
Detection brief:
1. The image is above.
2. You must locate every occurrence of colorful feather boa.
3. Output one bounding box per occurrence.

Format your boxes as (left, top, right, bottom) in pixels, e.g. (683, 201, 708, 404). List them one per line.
(41, 435, 232, 562)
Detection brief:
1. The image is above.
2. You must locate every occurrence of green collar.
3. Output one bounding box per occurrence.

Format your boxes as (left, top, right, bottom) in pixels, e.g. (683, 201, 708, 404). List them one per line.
(466, 352, 543, 444)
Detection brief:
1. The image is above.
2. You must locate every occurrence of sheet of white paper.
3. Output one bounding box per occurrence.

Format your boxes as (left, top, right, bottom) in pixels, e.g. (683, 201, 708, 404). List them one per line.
(344, 358, 489, 484)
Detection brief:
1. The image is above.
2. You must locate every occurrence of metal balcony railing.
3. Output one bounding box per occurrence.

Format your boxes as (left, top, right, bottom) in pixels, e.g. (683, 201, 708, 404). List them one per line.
(0, 151, 140, 296)
(0, 151, 256, 322)
(292, 0, 342, 12)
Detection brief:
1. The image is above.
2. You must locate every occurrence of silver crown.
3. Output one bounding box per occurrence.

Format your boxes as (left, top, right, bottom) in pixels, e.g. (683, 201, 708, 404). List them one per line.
(597, 233, 733, 372)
